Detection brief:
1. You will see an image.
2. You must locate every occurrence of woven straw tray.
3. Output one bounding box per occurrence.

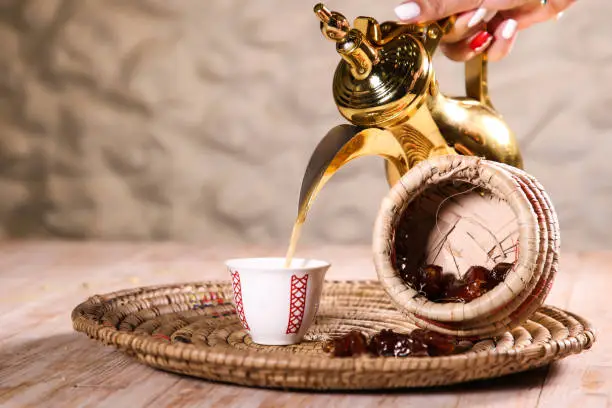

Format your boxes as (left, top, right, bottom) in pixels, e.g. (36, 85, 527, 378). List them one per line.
(71, 280, 596, 390)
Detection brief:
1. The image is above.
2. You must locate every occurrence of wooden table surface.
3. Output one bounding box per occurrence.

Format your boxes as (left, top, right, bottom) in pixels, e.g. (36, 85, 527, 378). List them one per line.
(0, 241, 609, 408)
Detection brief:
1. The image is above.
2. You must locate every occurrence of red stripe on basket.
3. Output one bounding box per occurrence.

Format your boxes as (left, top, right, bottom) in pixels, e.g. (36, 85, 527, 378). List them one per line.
(152, 333, 171, 342)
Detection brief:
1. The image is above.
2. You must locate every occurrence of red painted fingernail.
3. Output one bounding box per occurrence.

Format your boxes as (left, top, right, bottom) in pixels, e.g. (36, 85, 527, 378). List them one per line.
(469, 31, 492, 51)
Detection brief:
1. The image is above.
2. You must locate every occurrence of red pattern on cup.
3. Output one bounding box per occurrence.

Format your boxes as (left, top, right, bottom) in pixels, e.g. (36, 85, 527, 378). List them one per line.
(230, 270, 250, 330)
(286, 274, 309, 334)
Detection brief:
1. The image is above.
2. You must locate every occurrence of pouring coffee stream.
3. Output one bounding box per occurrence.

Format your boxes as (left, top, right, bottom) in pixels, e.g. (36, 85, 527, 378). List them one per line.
(284, 3, 523, 267)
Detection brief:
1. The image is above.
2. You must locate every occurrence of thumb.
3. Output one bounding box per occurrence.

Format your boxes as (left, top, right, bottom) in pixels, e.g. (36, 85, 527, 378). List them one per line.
(395, 0, 484, 22)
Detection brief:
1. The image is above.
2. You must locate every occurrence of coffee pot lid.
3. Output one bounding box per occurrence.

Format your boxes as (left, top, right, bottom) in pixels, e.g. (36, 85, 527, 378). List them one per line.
(332, 28, 433, 128)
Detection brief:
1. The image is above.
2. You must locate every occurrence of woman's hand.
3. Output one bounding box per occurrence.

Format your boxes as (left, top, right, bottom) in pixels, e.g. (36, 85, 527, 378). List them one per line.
(394, 0, 576, 61)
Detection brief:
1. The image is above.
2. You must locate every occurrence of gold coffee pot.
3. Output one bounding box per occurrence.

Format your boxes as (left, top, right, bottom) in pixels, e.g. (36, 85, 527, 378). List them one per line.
(295, 3, 523, 224)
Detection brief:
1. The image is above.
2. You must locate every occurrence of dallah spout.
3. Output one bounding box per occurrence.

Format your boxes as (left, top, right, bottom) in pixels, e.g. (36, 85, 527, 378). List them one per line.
(297, 125, 410, 221)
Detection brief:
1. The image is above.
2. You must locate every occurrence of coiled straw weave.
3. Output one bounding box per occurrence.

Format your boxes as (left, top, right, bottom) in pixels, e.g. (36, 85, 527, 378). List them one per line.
(72, 280, 595, 390)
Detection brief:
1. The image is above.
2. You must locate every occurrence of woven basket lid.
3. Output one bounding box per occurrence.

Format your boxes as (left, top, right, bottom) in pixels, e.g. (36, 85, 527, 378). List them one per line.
(372, 155, 558, 338)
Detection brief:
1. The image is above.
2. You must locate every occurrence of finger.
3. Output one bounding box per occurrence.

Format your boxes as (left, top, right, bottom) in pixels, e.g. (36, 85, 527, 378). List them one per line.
(499, 0, 575, 28)
(481, 0, 536, 10)
(440, 30, 493, 62)
(443, 8, 497, 43)
(486, 18, 519, 62)
(394, 0, 531, 23)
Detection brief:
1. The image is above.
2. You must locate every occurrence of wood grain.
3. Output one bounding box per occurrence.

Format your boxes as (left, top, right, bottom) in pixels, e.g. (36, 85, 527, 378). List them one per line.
(0, 242, 607, 408)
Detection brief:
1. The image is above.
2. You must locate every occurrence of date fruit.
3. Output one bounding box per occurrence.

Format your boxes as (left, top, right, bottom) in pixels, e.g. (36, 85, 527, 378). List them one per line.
(325, 329, 465, 358)
(398, 262, 514, 303)
(323, 330, 369, 357)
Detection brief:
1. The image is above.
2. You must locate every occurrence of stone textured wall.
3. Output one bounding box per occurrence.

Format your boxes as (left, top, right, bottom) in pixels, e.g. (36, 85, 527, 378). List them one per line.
(0, 0, 610, 250)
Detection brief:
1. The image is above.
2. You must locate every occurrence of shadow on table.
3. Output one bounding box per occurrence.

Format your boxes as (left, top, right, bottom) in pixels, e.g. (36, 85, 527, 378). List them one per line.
(0, 333, 559, 406)
(393, 365, 553, 393)
(260, 364, 555, 395)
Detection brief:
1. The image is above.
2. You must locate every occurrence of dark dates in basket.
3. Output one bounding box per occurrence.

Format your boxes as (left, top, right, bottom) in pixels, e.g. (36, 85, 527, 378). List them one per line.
(399, 262, 514, 303)
(324, 329, 468, 358)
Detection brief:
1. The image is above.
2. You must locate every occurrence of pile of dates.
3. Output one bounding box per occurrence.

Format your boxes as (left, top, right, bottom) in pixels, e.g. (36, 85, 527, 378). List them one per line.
(324, 329, 470, 358)
(397, 262, 514, 303)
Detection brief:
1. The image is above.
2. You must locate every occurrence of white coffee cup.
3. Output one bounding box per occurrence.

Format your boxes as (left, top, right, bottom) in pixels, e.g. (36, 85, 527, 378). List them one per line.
(225, 257, 331, 345)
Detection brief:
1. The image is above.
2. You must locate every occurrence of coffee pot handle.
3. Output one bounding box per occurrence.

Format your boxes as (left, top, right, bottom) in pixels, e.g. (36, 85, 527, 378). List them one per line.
(427, 17, 495, 111)
(465, 53, 494, 109)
